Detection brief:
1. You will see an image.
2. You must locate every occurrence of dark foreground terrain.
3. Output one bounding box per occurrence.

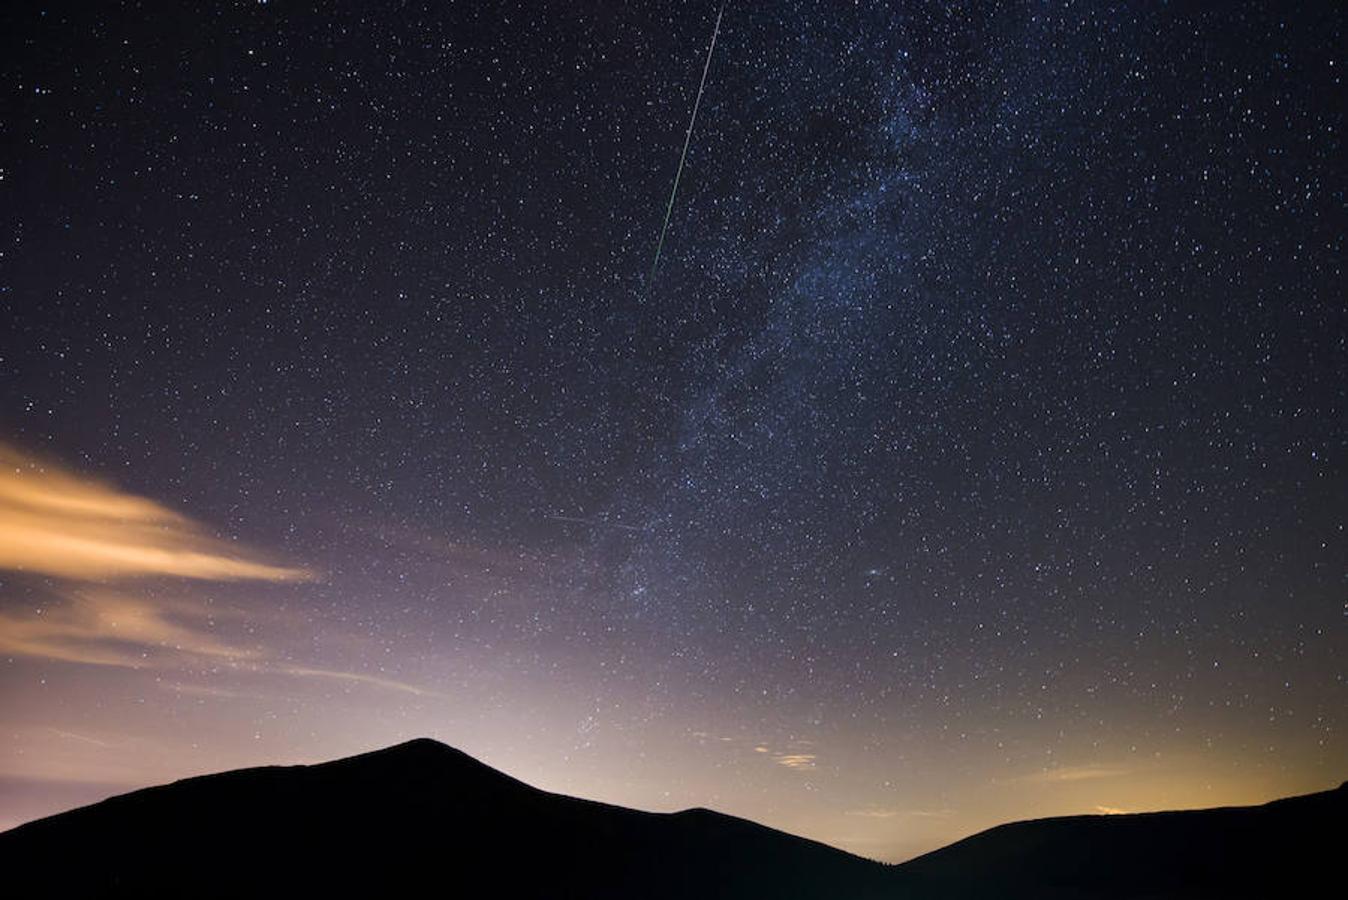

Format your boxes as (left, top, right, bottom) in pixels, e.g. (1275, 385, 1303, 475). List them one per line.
(899, 775, 1345, 899)
(0, 738, 1340, 899)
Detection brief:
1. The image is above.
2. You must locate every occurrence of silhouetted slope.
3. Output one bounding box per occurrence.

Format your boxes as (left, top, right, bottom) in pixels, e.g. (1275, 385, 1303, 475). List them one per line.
(893, 781, 1347, 899)
(0, 738, 896, 899)
(2, 739, 1341, 898)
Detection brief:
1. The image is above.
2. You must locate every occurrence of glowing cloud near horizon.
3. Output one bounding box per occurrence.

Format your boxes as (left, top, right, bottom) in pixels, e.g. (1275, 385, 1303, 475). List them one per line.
(0, 446, 435, 696)
(0, 587, 272, 670)
(0, 445, 314, 582)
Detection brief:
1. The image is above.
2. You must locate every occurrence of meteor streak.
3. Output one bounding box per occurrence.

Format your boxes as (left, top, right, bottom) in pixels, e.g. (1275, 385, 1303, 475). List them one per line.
(646, 0, 728, 291)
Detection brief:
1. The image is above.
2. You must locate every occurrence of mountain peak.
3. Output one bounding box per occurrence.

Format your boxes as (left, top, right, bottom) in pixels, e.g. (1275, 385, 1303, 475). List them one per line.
(382, 736, 455, 754)
(341, 737, 475, 767)
(329, 737, 525, 786)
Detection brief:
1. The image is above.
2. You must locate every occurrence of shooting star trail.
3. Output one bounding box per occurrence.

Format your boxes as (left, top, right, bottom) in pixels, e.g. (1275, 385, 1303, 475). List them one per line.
(646, 0, 728, 291)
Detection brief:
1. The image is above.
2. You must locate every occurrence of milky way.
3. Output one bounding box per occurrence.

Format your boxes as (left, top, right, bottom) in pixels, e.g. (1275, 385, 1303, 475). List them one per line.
(1, 1, 1343, 861)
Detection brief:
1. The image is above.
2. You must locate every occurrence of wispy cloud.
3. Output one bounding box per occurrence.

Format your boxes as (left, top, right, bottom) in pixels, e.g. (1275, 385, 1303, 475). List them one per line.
(1016, 764, 1131, 784)
(0, 445, 434, 698)
(1094, 805, 1130, 815)
(844, 807, 899, 819)
(44, 727, 117, 748)
(159, 681, 259, 700)
(710, 735, 819, 771)
(0, 587, 438, 696)
(0, 444, 313, 581)
(844, 807, 953, 819)
(0, 589, 258, 668)
(774, 753, 818, 770)
(277, 665, 438, 697)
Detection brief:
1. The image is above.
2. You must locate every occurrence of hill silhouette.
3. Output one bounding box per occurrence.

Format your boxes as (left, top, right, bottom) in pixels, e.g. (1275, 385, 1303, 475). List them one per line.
(0, 738, 894, 899)
(0, 738, 1340, 898)
(896, 778, 1345, 899)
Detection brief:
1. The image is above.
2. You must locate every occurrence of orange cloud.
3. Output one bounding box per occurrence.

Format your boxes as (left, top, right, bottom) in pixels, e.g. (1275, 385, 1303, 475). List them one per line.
(0, 446, 434, 696)
(774, 753, 818, 770)
(0, 587, 438, 696)
(843, 807, 953, 819)
(1016, 764, 1131, 784)
(0, 444, 312, 582)
(844, 807, 899, 818)
(0, 589, 259, 668)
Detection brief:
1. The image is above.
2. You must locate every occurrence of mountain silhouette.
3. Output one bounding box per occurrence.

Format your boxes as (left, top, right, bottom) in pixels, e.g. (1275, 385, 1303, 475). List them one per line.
(0, 738, 893, 899)
(0, 738, 1340, 899)
(896, 778, 1345, 899)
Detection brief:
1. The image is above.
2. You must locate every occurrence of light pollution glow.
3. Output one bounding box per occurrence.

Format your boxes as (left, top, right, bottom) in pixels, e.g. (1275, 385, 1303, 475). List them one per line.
(0, 445, 1341, 861)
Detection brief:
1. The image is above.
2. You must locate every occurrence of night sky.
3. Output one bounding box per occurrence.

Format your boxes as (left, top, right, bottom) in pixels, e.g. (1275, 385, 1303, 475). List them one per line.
(1, 1, 1343, 862)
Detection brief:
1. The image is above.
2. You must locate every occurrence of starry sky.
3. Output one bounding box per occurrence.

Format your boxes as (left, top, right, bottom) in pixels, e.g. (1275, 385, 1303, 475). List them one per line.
(1, 0, 1343, 862)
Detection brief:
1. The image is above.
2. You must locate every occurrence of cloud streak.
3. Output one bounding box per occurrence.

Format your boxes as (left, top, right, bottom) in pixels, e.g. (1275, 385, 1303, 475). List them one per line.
(0, 589, 259, 668)
(1016, 764, 1131, 784)
(844, 807, 953, 819)
(774, 753, 818, 770)
(0, 444, 312, 582)
(0, 587, 438, 697)
(277, 665, 439, 697)
(0, 446, 432, 696)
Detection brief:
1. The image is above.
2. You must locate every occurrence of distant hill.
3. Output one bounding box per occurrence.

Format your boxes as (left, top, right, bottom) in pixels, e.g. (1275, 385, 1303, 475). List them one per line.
(0, 738, 1340, 898)
(896, 778, 1346, 899)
